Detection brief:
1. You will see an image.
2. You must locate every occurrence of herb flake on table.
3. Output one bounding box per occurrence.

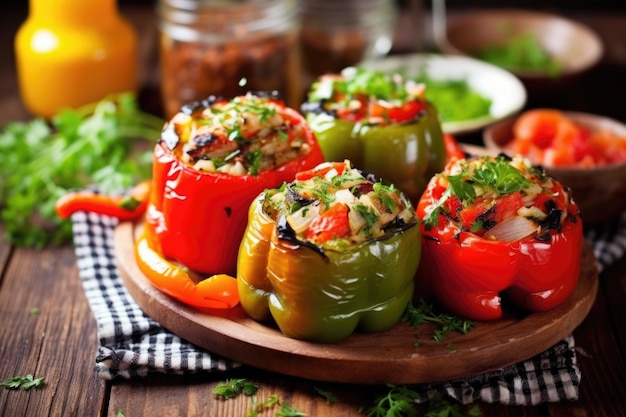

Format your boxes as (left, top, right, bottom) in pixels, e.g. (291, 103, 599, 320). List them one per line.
(402, 300, 474, 343)
(212, 378, 260, 399)
(0, 374, 45, 390)
(363, 388, 481, 417)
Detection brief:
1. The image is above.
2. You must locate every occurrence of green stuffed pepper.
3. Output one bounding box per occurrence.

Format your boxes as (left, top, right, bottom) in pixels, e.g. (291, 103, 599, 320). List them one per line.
(237, 160, 421, 343)
(301, 67, 446, 204)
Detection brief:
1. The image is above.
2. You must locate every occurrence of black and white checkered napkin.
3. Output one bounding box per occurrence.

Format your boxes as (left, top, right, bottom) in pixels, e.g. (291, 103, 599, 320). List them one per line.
(71, 210, 626, 405)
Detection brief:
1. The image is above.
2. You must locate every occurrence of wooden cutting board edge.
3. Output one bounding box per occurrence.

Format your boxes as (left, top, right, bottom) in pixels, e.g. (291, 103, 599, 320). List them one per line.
(114, 220, 598, 384)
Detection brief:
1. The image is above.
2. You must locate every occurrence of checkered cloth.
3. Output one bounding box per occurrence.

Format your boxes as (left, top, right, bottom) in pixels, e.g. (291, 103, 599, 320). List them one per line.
(71, 210, 626, 405)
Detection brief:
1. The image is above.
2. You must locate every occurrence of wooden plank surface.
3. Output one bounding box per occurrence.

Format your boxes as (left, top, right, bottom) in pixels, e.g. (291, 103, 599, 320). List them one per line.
(547, 254, 626, 417)
(0, 238, 107, 416)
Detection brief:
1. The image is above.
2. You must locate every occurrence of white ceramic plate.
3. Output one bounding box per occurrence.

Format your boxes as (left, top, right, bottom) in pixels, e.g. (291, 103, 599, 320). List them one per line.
(360, 53, 527, 135)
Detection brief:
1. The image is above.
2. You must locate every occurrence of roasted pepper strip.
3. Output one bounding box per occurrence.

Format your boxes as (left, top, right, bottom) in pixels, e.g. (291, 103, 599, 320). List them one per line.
(55, 180, 151, 221)
(237, 160, 421, 343)
(301, 67, 446, 204)
(415, 155, 583, 321)
(145, 94, 324, 277)
(135, 228, 239, 309)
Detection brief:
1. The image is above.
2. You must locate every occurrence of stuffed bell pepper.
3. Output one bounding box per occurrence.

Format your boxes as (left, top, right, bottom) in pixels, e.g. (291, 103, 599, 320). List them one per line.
(237, 160, 421, 343)
(301, 67, 446, 204)
(138, 93, 324, 309)
(415, 154, 583, 321)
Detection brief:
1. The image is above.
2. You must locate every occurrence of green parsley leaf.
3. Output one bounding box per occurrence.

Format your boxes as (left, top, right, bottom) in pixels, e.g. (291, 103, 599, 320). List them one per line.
(245, 149, 263, 176)
(421, 188, 451, 230)
(447, 174, 475, 202)
(373, 182, 398, 211)
(276, 403, 308, 417)
(402, 300, 473, 342)
(471, 157, 531, 195)
(365, 388, 481, 417)
(1, 374, 45, 390)
(213, 378, 259, 400)
(0, 93, 164, 247)
(313, 386, 338, 404)
(353, 204, 380, 236)
(365, 384, 421, 417)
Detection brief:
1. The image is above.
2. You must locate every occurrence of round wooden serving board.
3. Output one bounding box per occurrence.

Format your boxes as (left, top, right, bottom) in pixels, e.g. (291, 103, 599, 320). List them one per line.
(115, 221, 598, 384)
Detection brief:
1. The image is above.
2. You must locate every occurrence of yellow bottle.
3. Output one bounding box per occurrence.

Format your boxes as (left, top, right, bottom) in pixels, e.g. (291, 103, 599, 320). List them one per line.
(15, 0, 138, 118)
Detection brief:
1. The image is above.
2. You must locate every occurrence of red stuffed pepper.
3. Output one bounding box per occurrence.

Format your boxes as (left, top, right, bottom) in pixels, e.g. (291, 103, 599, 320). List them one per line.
(139, 93, 324, 307)
(415, 154, 583, 321)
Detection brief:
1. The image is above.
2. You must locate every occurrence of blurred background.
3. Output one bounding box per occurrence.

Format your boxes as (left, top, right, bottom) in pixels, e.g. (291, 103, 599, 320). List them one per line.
(1, 0, 625, 139)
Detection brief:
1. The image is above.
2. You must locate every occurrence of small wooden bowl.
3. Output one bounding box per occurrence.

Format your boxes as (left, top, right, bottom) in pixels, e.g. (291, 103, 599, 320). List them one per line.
(437, 9, 604, 95)
(483, 111, 626, 225)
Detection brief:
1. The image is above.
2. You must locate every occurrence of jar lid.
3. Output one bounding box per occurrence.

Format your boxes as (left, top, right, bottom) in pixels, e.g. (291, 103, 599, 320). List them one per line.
(158, 0, 298, 42)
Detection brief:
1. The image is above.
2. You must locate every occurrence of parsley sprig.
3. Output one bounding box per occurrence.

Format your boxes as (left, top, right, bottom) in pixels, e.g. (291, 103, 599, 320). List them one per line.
(213, 378, 307, 417)
(1, 374, 45, 390)
(402, 300, 473, 343)
(364, 387, 481, 417)
(422, 156, 531, 229)
(471, 158, 531, 195)
(0, 94, 164, 247)
(213, 378, 260, 399)
(308, 67, 411, 107)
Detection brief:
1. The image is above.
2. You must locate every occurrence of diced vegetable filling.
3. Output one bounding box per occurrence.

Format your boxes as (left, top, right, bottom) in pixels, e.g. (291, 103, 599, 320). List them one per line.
(262, 160, 417, 250)
(422, 155, 578, 242)
(302, 67, 428, 125)
(160, 93, 312, 176)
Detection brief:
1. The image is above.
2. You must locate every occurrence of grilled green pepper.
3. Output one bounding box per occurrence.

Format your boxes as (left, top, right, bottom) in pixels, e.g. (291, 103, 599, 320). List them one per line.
(237, 160, 421, 343)
(301, 67, 446, 204)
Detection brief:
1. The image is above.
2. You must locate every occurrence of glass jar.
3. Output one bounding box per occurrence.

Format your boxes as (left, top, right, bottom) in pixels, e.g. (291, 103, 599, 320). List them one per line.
(157, 0, 301, 119)
(14, 0, 138, 118)
(298, 0, 396, 82)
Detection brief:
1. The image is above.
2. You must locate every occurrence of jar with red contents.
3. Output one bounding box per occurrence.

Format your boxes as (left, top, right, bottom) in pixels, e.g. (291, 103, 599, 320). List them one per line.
(157, 0, 301, 119)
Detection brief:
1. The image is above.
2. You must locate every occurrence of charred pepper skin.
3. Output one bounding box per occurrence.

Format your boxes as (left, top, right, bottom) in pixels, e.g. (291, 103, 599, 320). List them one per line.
(301, 69, 446, 205)
(237, 192, 421, 344)
(144, 98, 324, 277)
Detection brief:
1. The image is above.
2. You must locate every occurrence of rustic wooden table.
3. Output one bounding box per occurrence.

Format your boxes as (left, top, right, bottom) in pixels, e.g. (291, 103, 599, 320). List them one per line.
(1, 3, 625, 417)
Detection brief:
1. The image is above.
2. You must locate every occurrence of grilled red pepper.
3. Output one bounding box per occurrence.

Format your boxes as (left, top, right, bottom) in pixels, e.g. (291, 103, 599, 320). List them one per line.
(134, 226, 240, 309)
(415, 154, 583, 321)
(143, 93, 324, 283)
(55, 180, 151, 221)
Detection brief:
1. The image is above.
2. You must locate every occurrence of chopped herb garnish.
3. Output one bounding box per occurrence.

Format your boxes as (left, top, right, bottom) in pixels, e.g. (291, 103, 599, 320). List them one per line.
(447, 173, 476, 202)
(402, 300, 473, 342)
(422, 156, 533, 230)
(1, 374, 45, 390)
(373, 182, 398, 211)
(471, 157, 531, 195)
(212, 378, 259, 400)
(277, 129, 289, 141)
(313, 386, 338, 404)
(245, 149, 263, 175)
(354, 204, 380, 235)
